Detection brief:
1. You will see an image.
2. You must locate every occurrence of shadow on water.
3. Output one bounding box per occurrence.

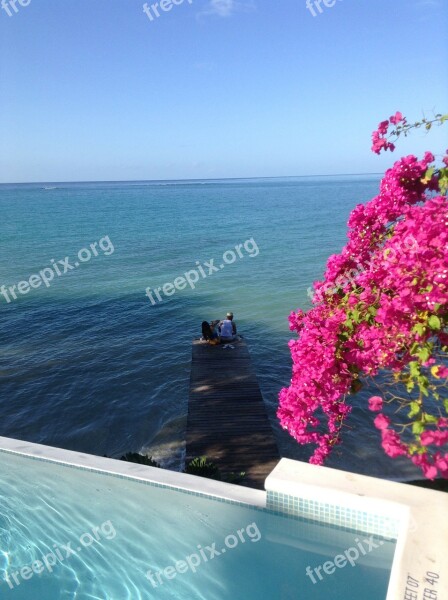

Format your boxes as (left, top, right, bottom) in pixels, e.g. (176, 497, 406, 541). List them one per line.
(0, 277, 423, 481)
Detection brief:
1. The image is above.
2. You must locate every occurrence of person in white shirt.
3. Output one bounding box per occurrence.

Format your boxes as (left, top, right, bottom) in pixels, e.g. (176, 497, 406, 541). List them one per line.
(219, 312, 237, 342)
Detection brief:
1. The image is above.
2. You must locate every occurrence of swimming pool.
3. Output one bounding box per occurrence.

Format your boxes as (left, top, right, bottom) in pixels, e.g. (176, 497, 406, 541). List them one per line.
(0, 448, 397, 599)
(0, 437, 446, 600)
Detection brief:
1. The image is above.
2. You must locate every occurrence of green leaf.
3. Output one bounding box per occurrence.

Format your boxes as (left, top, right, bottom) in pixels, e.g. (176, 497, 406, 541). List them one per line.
(344, 318, 353, 331)
(412, 421, 425, 435)
(409, 342, 420, 356)
(423, 414, 438, 424)
(408, 402, 421, 418)
(406, 380, 415, 393)
(421, 167, 435, 184)
(417, 347, 430, 363)
(352, 309, 362, 324)
(409, 361, 420, 377)
(428, 315, 441, 331)
(419, 376, 430, 397)
(440, 176, 448, 195)
(412, 323, 425, 336)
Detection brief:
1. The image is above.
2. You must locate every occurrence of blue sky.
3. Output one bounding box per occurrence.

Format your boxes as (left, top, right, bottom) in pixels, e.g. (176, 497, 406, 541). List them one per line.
(0, 0, 447, 183)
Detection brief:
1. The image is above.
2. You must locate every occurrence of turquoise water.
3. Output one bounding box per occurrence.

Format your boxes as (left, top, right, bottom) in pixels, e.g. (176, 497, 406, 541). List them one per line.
(0, 451, 395, 599)
(0, 177, 422, 478)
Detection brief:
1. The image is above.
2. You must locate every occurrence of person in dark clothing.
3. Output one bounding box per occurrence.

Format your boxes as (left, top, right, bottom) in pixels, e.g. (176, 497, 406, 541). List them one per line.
(201, 320, 220, 345)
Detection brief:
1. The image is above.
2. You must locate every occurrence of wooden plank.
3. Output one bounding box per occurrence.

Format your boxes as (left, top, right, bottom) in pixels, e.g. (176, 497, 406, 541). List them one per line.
(186, 337, 279, 490)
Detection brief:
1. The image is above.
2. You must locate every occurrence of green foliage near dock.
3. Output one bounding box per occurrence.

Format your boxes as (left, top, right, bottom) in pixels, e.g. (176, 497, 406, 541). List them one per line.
(114, 453, 246, 484)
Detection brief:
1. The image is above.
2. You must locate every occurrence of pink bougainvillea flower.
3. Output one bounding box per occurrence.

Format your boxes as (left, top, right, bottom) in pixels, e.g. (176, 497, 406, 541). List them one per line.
(374, 414, 391, 430)
(378, 120, 390, 135)
(279, 112, 448, 481)
(442, 149, 448, 167)
(368, 396, 383, 411)
(390, 111, 404, 125)
(436, 366, 448, 379)
(422, 464, 438, 480)
(434, 453, 448, 477)
(421, 431, 436, 446)
(411, 454, 438, 479)
(421, 430, 448, 447)
(381, 429, 407, 457)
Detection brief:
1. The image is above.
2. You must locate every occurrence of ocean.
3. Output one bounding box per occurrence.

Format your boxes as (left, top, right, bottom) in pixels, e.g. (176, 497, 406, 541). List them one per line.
(0, 176, 423, 480)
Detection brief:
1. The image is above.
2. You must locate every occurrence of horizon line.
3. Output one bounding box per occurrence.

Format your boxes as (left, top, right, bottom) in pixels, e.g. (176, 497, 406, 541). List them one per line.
(0, 172, 384, 186)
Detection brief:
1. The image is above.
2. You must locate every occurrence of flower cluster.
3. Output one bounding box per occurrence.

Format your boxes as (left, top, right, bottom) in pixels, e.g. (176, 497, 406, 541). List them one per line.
(279, 113, 448, 479)
(372, 112, 448, 157)
(371, 111, 405, 154)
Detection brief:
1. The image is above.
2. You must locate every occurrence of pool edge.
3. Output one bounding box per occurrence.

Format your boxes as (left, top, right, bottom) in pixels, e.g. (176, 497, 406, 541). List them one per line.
(0, 436, 266, 508)
(1, 436, 446, 599)
(266, 458, 448, 600)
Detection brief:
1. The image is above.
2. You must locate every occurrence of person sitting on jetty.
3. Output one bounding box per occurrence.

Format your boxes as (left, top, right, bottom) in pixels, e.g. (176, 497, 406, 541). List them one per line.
(201, 320, 220, 345)
(218, 312, 237, 342)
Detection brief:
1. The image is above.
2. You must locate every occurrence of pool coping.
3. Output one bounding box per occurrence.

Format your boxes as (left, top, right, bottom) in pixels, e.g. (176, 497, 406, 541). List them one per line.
(0, 436, 266, 508)
(0, 436, 446, 599)
(266, 458, 448, 600)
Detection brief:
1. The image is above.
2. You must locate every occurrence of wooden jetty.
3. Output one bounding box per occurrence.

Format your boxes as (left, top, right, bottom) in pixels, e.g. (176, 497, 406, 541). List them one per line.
(186, 337, 280, 489)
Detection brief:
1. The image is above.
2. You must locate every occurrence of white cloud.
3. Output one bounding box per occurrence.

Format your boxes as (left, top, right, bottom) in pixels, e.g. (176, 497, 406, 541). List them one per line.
(197, 0, 255, 19)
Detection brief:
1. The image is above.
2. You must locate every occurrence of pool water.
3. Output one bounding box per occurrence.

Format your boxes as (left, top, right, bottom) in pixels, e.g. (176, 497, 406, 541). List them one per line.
(0, 451, 395, 599)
